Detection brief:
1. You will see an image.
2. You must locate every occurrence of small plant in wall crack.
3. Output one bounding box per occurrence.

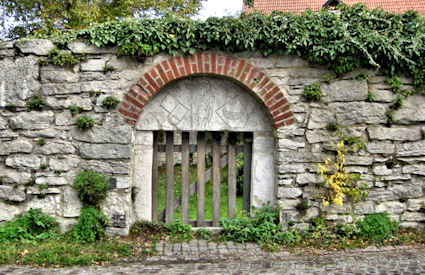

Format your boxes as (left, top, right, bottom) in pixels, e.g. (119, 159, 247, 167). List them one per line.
(26, 94, 45, 111)
(421, 129, 425, 139)
(302, 83, 321, 102)
(69, 104, 83, 116)
(317, 141, 368, 207)
(76, 115, 94, 130)
(326, 122, 339, 132)
(102, 96, 120, 110)
(36, 138, 46, 146)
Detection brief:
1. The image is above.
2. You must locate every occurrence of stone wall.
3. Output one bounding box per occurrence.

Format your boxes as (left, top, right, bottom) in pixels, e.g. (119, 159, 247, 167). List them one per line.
(0, 39, 424, 234)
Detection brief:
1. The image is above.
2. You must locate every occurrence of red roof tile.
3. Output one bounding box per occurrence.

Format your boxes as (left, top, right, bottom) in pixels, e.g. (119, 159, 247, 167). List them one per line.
(243, 0, 425, 14)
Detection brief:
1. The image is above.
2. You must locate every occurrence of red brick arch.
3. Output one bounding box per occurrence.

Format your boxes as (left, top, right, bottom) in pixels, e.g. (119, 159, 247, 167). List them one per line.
(119, 52, 294, 128)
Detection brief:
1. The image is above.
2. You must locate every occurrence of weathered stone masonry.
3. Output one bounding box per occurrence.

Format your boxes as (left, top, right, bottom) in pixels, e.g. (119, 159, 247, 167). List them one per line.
(0, 38, 424, 235)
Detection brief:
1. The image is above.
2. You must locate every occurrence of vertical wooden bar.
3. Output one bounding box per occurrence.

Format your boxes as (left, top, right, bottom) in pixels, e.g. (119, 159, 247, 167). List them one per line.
(151, 131, 159, 222)
(165, 131, 174, 223)
(212, 132, 221, 226)
(181, 132, 190, 224)
(227, 132, 237, 219)
(243, 132, 252, 212)
(197, 132, 206, 227)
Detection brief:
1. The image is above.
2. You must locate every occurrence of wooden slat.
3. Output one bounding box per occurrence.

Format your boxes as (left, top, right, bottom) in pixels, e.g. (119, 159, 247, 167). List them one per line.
(197, 132, 206, 227)
(152, 132, 159, 222)
(157, 144, 244, 154)
(243, 132, 253, 212)
(227, 133, 237, 219)
(181, 132, 190, 224)
(212, 132, 221, 227)
(158, 154, 228, 221)
(165, 131, 174, 223)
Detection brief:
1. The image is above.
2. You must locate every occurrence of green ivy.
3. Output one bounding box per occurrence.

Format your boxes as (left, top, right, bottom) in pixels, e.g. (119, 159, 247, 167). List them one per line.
(38, 4, 425, 90)
(303, 83, 321, 102)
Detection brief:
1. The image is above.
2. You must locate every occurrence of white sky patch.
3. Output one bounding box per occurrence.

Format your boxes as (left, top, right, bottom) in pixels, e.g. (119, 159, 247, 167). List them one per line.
(196, 0, 243, 19)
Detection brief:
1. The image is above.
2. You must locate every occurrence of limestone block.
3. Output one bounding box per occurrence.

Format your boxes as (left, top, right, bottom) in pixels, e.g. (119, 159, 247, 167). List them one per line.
(81, 58, 106, 72)
(21, 128, 63, 138)
(278, 187, 302, 199)
(6, 155, 41, 169)
(407, 198, 425, 211)
(63, 187, 82, 218)
(278, 179, 294, 186)
(68, 41, 117, 54)
(27, 186, 61, 195)
(322, 204, 352, 214)
(79, 143, 131, 159)
(102, 192, 131, 228)
(0, 130, 18, 139)
(40, 83, 81, 96)
(106, 56, 138, 71)
(389, 184, 423, 199)
(296, 173, 322, 185)
(71, 125, 132, 144)
(0, 56, 40, 107)
(278, 151, 327, 163)
(0, 41, 14, 49)
(251, 132, 275, 207)
(354, 201, 376, 214)
(278, 199, 300, 210)
(83, 160, 130, 175)
(375, 201, 406, 214)
(322, 80, 368, 102)
(80, 72, 107, 81)
(400, 222, 425, 229)
(401, 212, 425, 222)
(35, 176, 68, 186)
(367, 142, 395, 154)
(0, 117, 7, 129)
(46, 96, 93, 111)
(306, 129, 339, 143)
(40, 66, 79, 83)
(0, 185, 26, 202)
(369, 87, 395, 103)
(373, 165, 392, 176)
(397, 140, 425, 157)
(34, 141, 76, 155)
(49, 156, 80, 171)
(16, 39, 54, 55)
(402, 164, 425, 176)
(394, 95, 425, 123)
(331, 102, 387, 125)
(345, 156, 373, 166)
(0, 169, 32, 184)
(0, 201, 20, 221)
(0, 139, 33, 155)
(367, 189, 397, 201)
(368, 126, 422, 141)
(277, 139, 305, 150)
(9, 111, 54, 130)
(55, 111, 74, 126)
(304, 207, 320, 221)
(25, 195, 61, 216)
(307, 108, 334, 129)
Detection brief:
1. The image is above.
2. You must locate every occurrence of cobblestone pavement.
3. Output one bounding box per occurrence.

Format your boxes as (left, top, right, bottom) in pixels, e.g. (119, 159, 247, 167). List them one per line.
(1, 241, 425, 274)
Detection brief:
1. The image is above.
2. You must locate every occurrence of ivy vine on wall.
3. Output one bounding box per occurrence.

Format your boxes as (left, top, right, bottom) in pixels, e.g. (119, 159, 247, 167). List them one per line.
(40, 3, 425, 91)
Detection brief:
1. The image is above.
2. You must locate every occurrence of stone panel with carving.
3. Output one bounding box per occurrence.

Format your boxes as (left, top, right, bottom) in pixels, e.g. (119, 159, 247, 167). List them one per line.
(136, 77, 272, 131)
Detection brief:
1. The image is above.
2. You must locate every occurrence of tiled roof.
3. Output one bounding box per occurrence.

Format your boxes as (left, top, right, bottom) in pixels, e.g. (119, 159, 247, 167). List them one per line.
(243, 0, 425, 14)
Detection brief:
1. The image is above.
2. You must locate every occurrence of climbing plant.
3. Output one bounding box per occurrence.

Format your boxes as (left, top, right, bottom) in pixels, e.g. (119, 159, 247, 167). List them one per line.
(39, 4, 425, 91)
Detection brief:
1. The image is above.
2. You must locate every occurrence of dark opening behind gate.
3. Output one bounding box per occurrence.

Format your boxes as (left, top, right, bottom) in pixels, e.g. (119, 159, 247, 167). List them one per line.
(152, 131, 253, 227)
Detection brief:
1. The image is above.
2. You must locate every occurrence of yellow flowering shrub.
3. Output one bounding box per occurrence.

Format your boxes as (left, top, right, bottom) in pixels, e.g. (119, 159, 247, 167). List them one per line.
(317, 141, 367, 207)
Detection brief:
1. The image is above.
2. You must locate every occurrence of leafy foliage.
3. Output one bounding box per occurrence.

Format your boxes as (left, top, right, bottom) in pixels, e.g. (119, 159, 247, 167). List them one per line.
(39, 47, 85, 67)
(164, 221, 192, 241)
(69, 104, 82, 116)
(69, 207, 108, 243)
(0, 209, 58, 243)
(26, 94, 45, 111)
(76, 115, 94, 130)
(30, 4, 423, 91)
(302, 83, 321, 101)
(73, 170, 109, 206)
(356, 213, 399, 242)
(220, 205, 289, 244)
(102, 96, 120, 110)
(317, 141, 367, 206)
(1, 0, 205, 38)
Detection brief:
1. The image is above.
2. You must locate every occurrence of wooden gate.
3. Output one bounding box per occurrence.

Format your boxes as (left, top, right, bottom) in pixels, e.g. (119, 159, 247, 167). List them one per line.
(151, 131, 253, 227)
